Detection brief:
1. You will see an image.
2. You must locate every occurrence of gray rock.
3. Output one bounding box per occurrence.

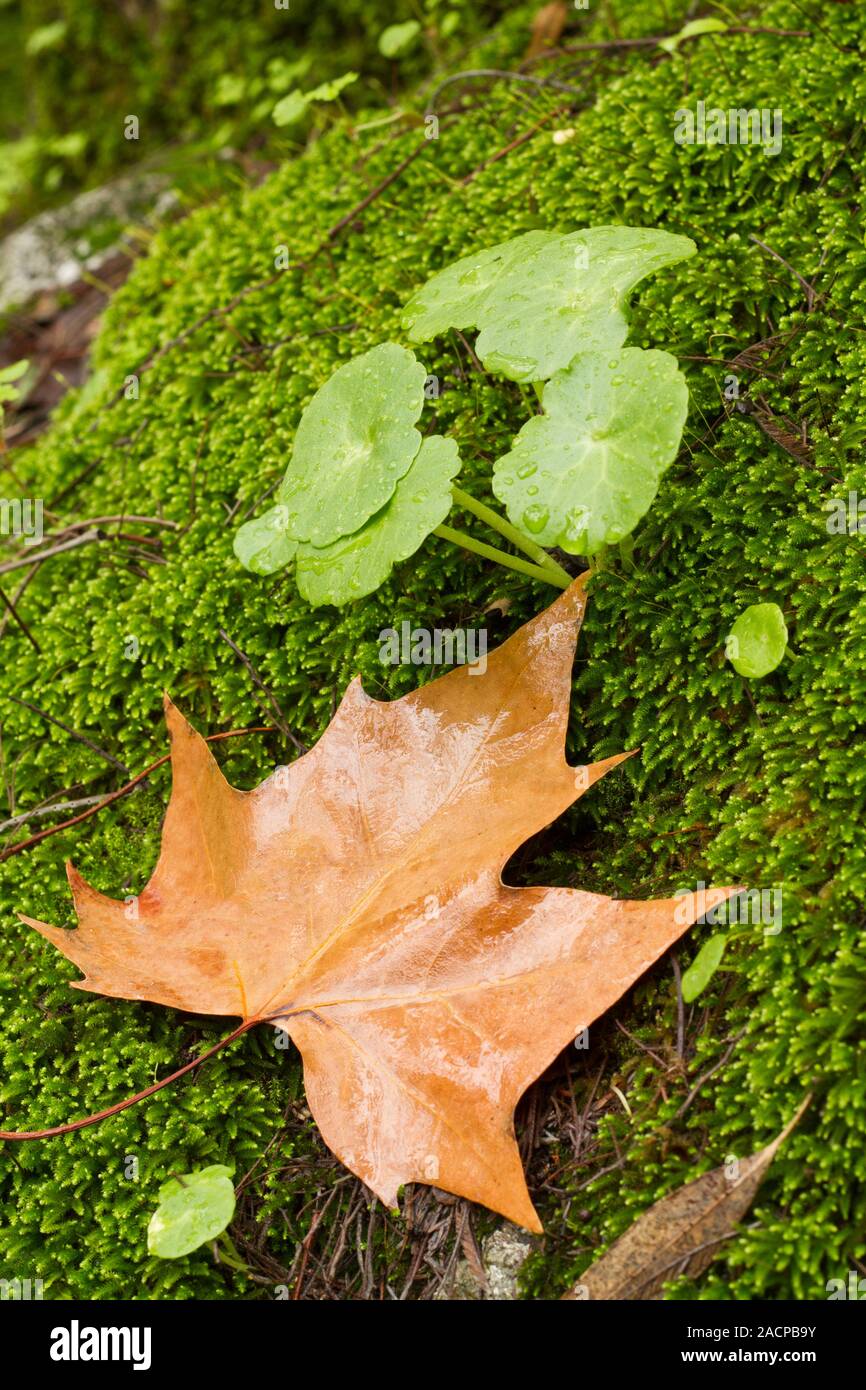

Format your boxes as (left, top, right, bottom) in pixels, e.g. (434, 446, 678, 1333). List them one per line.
(0, 171, 177, 313)
(439, 1223, 540, 1300)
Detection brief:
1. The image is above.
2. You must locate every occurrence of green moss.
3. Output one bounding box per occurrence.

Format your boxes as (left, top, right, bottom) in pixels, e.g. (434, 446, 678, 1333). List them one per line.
(2, 0, 865, 1298)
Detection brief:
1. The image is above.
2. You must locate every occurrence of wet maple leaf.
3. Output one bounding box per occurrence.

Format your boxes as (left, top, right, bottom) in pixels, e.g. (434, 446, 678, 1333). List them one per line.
(23, 577, 735, 1231)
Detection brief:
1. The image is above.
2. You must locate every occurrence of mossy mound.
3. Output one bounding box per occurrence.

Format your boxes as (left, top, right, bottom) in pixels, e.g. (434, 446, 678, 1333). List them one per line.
(1, 0, 865, 1298)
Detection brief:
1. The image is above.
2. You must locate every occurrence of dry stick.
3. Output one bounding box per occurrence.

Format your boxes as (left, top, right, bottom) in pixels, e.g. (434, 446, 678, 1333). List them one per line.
(0, 796, 106, 834)
(0, 529, 102, 576)
(0, 725, 273, 863)
(56, 514, 178, 533)
(321, 144, 426, 243)
(8, 694, 130, 776)
(0, 514, 176, 564)
(0, 517, 174, 578)
(231, 321, 357, 360)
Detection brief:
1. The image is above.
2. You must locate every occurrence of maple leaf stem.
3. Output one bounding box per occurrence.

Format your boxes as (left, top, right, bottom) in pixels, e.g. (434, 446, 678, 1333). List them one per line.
(450, 484, 572, 582)
(0, 1017, 261, 1142)
(434, 523, 570, 588)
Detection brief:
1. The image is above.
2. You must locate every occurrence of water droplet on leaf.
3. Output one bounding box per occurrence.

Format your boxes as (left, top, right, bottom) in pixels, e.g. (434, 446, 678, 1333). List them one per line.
(522, 504, 549, 534)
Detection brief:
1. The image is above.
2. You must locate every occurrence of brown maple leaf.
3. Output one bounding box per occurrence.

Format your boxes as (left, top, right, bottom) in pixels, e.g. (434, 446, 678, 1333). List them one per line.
(22, 577, 735, 1231)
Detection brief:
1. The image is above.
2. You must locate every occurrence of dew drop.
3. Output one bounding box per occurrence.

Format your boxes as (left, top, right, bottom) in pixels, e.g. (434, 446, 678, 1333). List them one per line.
(516, 462, 537, 479)
(563, 508, 590, 548)
(522, 504, 549, 534)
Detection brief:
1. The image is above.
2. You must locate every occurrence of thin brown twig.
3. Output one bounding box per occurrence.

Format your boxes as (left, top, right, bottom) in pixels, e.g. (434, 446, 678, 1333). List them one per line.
(8, 695, 130, 776)
(0, 724, 273, 863)
(0, 1017, 260, 1140)
(218, 629, 306, 754)
(749, 234, 818, 307)
(0, 795, 106, 834)
(0, 582, 41, 651)
(0, 564, 40, 642)
(460, 102, 568, 185)
(671, 953, 685, 1060)
(675, 1026, 749, 1120)
(429, 67, 586, 112)
(546, 26, 810, 59)
(0, 529, 102, 576)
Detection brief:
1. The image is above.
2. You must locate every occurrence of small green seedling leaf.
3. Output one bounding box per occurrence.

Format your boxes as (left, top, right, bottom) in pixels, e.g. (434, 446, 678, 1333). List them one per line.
(681, 933, 727, 1003)
(267, 56, 312, 94)
(403, 226, 695, 382)
(296, 435, 460, 606)
(276, 342, 428, 546)
(307, 72, 358, 102)
(147, 1165, 235, 1259)
(233, 505, 298, 576)
(726, 603, 788, 678)
(0, 358, 30, 407)
(273, 73, 357, 126)
(272, 90, 311, 126)
(25, 21, 68, 56)
(214, 74, 247, 107)
(0, 360, 29, 384)
(658, 18, 728, 54)
(492, 348, 688, 553)
(379, 21, 421, 57)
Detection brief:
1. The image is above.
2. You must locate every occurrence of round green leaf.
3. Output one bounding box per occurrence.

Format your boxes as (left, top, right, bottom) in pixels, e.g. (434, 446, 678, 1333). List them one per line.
(147, 1166, 235, 1259)
(402, 226, 695, 382)
(726, 603, 788, 678)
(277, 343, 428, 546)
(681, 933, 727, 1003)
(477, 227, 696, 382)
(233, 505, 298, 576)
(492, 348, 688, 554)
(401, 231, 560, 344)
(379, 21, 421, 57)
(296, 435, 460, 606)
